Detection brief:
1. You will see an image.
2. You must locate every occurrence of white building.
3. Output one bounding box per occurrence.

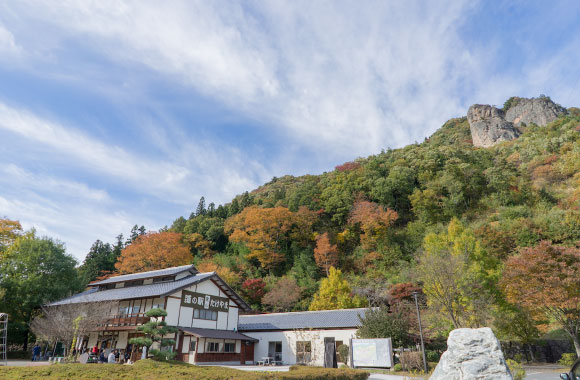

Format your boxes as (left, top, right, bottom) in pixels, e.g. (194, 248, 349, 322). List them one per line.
(50, 264, 367, 366)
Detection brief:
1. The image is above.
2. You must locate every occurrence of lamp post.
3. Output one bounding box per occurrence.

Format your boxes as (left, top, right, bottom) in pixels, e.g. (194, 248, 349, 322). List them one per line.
(412, 291, 428, 373)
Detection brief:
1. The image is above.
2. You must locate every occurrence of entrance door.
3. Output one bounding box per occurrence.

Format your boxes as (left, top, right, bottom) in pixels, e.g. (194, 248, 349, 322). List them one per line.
(241, 341, 254, 364)
(268, 341, 282, 362)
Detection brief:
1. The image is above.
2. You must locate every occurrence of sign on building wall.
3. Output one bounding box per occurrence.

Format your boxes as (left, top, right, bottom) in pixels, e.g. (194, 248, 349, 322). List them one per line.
(350, 338, 393, 368)
(180, 290, 229, 312)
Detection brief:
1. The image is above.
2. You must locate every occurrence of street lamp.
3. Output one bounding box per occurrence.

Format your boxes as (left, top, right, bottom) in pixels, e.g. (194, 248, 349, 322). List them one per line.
(412, 291, 428, 373)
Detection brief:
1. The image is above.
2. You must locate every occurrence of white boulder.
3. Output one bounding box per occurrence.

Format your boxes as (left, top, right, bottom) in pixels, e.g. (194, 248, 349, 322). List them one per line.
(429, 327, 512, 380)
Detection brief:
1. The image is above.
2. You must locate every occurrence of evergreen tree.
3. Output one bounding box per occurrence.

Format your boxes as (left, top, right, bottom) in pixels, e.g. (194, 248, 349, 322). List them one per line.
(196, 196, 207, 216)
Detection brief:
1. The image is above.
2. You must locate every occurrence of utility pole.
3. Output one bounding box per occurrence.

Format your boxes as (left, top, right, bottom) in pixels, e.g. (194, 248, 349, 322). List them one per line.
(412, 291, 428, 373)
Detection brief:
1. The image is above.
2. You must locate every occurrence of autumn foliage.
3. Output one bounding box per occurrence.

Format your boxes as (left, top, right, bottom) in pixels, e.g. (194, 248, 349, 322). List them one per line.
(314, 232, 339, 275)
(0, 218, 23, 252)
(502, 241, 580, 354)
(115, 232, 192, 274)
(241, 278, 266, 305)
(348, 201, 397, 250)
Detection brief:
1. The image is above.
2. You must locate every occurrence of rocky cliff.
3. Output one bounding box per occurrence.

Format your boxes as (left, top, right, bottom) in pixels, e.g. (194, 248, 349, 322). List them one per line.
(467, 96, 566, 148)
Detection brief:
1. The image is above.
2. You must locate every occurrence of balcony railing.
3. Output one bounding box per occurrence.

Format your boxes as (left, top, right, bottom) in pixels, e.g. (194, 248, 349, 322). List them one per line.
(103, 313, 150, 327)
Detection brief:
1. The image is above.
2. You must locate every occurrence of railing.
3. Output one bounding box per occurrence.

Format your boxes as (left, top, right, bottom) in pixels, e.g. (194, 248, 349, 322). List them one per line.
(103, 313, 150, 327)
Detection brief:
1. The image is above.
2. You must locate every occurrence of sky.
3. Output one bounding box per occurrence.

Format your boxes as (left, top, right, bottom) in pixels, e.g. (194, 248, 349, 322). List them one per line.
(1, 0, 580, 261)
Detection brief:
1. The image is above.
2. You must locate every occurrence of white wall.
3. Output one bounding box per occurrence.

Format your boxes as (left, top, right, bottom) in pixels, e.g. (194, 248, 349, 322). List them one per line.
(165, 279, 240, 331)
(244, 329, 358, 366)
(116, 332, 128, 349)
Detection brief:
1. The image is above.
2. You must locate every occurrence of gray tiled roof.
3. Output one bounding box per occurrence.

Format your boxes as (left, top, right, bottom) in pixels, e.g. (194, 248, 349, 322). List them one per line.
(49, 272, 214, 306)
(238, 308, 368, 331)
(178, 327, 258, 342)
(91, 264, 197, 285)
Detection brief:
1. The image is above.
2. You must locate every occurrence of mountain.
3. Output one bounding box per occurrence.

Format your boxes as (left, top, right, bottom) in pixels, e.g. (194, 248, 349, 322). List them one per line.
(169, 96, 580, 310)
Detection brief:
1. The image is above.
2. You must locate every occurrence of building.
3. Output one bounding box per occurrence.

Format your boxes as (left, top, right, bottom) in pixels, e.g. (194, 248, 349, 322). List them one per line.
(239, 308, 366, 366)
(50, 264, 367, 366)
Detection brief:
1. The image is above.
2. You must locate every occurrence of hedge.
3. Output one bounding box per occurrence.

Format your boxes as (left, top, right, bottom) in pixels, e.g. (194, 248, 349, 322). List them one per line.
(0, 359, 370, 380)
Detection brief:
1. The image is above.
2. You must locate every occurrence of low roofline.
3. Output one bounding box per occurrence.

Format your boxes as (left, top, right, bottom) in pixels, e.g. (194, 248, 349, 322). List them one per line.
(91, 264, 198, 285)
(240, 307, 369, 318)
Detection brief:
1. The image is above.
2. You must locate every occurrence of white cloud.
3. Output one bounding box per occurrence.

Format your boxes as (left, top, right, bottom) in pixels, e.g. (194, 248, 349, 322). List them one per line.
(0, 23, 19, 55)
(1, 0, 481, 156)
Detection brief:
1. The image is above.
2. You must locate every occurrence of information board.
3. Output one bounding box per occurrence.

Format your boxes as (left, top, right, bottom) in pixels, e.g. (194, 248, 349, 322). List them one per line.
(180, 290, 229, 312)
(350, 338, 393, 368)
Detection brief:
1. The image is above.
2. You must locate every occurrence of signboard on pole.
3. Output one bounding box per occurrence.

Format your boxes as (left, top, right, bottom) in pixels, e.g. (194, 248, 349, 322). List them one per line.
(180, 290, 229, 312)
(350, 338, 393, 368)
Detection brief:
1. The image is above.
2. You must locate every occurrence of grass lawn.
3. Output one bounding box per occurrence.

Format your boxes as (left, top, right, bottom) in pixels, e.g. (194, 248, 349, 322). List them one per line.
(0, 359, 370, 380)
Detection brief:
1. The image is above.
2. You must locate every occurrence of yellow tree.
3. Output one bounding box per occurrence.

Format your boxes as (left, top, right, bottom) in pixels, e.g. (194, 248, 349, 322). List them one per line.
(309, 267, 367, 311)
(115, 232, 192, 274)
(0, 218, 23, 252)
(314, 232, 339, 276)
(416, 218, 497, 329)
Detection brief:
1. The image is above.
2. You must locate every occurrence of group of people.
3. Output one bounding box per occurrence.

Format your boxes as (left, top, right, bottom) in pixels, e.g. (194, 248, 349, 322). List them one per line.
(90, 344, 132, 364)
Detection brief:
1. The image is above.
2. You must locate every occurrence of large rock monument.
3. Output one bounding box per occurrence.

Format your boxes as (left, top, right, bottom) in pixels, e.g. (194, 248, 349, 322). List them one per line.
(467, 96, 566, 148)
(429, 327, 512, 380)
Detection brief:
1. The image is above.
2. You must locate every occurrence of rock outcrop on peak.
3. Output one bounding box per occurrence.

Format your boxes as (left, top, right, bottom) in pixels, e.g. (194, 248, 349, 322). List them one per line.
(429, 328, 512, 380)
(504, 96, 566, 127)
(467, 96, 566, 148)
(467, 104, 520, 148)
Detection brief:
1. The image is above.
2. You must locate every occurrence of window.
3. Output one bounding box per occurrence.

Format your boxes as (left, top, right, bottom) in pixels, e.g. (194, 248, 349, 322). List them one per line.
(153, 276, 175, 283)
(206, 342, 220, 352)
(193, 309, 217, 321)
(296, 341, 311, 364)
(131, 305, 140, 315)
(125, 280, 144, 287)
(268, 341, 282, 362)
(101, 284, 115, 290)
(118, 306, 130, 316)
(190, 340, 197, 351)
(224, 343, 235, 353)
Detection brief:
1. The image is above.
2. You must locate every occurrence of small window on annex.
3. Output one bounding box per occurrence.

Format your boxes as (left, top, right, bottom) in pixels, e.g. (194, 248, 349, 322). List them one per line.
(206, 342, 220, 352)
(224, 342, 235, 353)
(190, 340, 197, 351)
(296, 341, 311, 364)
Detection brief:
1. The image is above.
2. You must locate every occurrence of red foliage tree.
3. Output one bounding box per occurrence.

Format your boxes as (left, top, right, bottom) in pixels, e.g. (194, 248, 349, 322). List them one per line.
(502, 241, 580, 355)
(241, 278, 266, 305)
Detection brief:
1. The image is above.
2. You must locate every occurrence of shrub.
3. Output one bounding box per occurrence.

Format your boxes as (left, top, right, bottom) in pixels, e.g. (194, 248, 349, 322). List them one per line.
(399, 351, 423, 371)
(393, 363, 403, 371)
(506, 359, 526, 380)
(337, 344, 349, 365)
(559, 353, 577, 367)
(426, 350, 440, 363)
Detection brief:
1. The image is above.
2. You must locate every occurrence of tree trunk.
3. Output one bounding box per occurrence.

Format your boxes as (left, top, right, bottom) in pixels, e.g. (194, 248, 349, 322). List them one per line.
(23, 328, 29, 352)
(571, 334, 580, 357)
(527, 344, 535, 363)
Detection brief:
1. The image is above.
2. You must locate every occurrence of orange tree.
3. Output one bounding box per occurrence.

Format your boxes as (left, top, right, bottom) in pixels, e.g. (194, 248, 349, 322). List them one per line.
(0, 218, 23, 252)
(348, 201, 397, 251)
(314, 232, 339, 275)
(115, 232, 192, 274)
(225, 206, 315, 271)
(502, 241, 580, 355)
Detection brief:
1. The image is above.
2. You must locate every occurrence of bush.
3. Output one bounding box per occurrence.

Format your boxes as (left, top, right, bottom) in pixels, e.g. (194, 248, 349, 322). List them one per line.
(559, 353, 577, 367)
(506, 359, 526, 380)
(399, 351, 423, 371)
(337, 344, 349, 365)
(425, 350, 440, 363)
(0, 359, 370, 380)
(393, 363, 402, 371)
(149, 348, 176, 361)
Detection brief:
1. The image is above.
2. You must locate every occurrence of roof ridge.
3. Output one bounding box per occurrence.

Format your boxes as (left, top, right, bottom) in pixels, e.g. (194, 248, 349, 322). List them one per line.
(240, 308, 368, 318)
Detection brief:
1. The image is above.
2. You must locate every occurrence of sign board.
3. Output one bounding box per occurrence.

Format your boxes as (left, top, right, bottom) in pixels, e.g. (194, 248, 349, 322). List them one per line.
(350, 338, 393, 368)
(180, 290, 229, 312)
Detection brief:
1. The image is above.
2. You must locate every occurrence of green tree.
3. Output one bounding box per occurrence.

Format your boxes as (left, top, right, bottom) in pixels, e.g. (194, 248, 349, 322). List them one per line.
(357, 306, 413, 347)
(309, 267, 367, 310)
(129, 308, 178, 360)
(0, 234, 81, 349)
(79, 240, 116, 283)
(195, 196, 207, 216)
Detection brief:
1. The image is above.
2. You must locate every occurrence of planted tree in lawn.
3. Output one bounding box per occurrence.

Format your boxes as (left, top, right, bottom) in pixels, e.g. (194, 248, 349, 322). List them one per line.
(502, 241, 580, 356)
(129, 308, 178, 360)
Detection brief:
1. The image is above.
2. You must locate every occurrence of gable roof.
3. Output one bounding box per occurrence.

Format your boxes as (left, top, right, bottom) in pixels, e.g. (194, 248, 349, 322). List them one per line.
(49, 272, 251, 311)
(238, 308, 368, 331)
(91, 264, 198, 285)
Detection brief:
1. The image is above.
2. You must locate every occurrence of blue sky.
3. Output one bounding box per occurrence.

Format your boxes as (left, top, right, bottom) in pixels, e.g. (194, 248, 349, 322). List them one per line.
(0, 0, 579, 261)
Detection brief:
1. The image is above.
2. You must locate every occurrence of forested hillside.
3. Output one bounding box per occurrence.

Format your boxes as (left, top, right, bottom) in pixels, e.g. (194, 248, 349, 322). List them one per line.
(34, 98, 580, 345)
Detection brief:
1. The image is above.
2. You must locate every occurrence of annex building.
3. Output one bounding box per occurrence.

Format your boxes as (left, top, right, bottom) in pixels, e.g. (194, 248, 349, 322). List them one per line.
(50, 264, 366, 366)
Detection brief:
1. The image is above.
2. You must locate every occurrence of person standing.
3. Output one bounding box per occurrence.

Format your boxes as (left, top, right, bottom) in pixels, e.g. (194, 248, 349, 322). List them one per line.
(32, 343, 41, 361)
(108, 350, 116, 364)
